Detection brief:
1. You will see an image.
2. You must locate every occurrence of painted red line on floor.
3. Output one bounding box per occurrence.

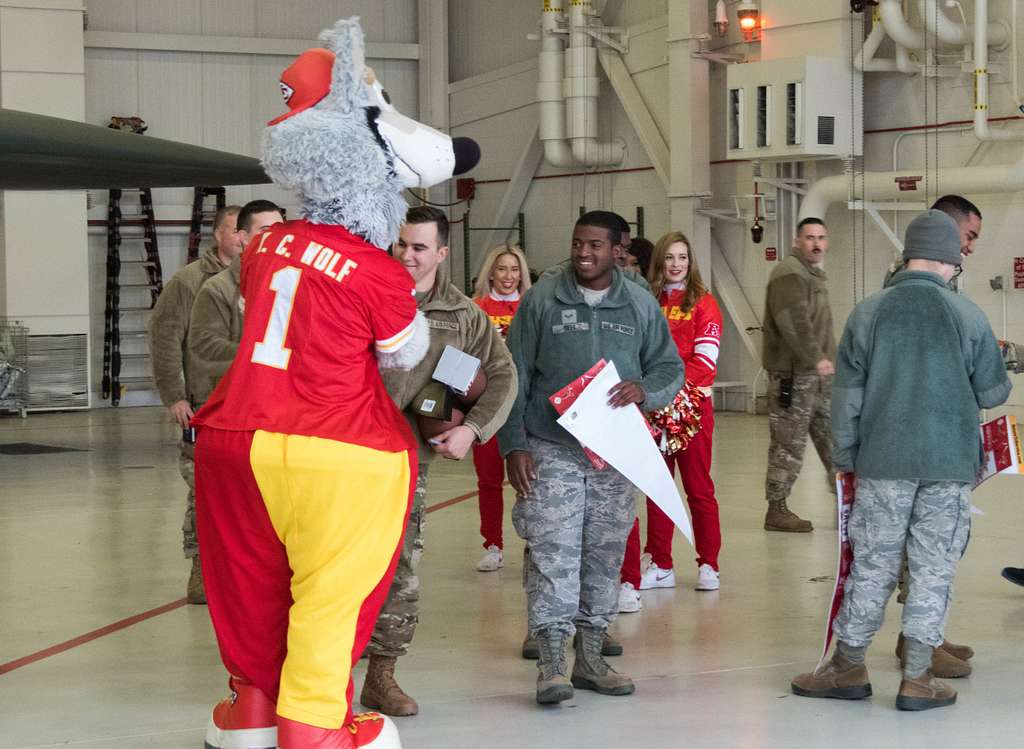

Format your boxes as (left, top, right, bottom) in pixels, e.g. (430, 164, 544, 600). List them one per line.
(1, 483, 493, 675)
(426, 488, 479, 513)
(0, 598, 188, 676)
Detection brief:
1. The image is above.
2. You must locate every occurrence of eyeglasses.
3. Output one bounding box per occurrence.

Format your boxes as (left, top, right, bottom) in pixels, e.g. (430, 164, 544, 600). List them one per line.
(952, 265, 963, 279)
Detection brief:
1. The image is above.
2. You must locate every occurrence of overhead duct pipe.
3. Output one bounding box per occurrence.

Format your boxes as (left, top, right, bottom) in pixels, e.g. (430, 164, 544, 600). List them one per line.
(537, 0, 624, 167)
(974, 0, 1024, 141)
(918, 0, 1008, 48)
(798, 148, 1024, 220)
(878, 0, 928, 50)
(854, 14, 919, 74)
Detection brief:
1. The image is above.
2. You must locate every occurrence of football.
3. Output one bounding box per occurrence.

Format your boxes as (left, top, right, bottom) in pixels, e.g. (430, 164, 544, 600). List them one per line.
(417, 406, 466, 442)
(455, 368, 487, 410)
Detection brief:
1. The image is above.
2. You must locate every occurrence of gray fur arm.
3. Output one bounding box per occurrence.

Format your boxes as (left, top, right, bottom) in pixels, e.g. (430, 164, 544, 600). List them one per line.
(377, 310, 430, 370)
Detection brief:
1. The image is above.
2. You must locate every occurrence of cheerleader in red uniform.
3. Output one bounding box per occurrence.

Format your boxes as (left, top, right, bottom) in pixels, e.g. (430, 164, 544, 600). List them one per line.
(471, 245, 531, 571)
(620, 232, 723, 607)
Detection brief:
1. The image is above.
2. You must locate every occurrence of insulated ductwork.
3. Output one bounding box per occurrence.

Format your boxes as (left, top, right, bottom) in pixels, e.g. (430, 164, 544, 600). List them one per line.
(918, 0, 1007, 48)
(537, 0, 625, 168)
(973, 0, 1023, 141)
(798, 149, 1024, 221)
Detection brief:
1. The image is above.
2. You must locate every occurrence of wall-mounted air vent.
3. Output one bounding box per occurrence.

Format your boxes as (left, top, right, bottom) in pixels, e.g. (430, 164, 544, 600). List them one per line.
(756, 85, 772, 148)
(786, 82, 802, 145)
(729, 88, 744, 150)
(725, 57, 861, 161)
(817, 116, 836, 146)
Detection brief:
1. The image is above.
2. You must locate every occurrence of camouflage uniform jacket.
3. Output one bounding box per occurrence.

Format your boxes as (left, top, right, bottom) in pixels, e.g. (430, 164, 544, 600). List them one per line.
(762, 253, 836, 373)
(498, 265, 685, 456)
(382, 266, 517, 463)
(832, 270, 1011, 482)
(188, 256, 243, 405)
(148, 244, 227, 406)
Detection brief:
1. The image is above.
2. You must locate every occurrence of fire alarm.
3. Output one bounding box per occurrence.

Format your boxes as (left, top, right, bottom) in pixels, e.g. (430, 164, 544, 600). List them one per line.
(456, 178, 476, 201)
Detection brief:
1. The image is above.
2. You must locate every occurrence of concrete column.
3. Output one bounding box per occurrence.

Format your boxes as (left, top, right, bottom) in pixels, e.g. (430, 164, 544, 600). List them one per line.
(666, 0, 711, 281)
(0, 0, 88, 336)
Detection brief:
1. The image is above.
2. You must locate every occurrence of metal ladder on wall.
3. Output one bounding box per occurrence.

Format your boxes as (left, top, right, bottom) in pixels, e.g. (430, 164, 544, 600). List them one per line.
(101, 188, 163, 406)
(186, 186, 226, 263)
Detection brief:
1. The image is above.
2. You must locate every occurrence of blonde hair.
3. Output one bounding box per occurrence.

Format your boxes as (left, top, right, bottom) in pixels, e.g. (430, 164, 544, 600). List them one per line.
(473, 245, 532, 300)
(648, 231, 707, 312)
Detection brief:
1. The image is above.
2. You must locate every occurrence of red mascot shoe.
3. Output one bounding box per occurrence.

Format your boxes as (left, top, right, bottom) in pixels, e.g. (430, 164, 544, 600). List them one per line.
(204, 676, 278, 749)
(277, 712, 401, 749)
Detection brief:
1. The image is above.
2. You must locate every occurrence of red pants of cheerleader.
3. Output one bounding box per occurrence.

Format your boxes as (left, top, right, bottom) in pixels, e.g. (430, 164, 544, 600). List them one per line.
(195, 426, 415, 729)
(472, 436, 505, 549)
(622, 397, 721, 587)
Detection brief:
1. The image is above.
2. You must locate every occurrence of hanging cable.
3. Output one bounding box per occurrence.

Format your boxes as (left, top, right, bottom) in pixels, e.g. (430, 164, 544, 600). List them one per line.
(405, 189, 469, 208)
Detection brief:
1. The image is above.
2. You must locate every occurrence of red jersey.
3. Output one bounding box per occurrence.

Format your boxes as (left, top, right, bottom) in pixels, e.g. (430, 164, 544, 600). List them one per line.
(660, 289, 723, 388)
(193, 220, 418, 453)
(474, 294, 520, 338)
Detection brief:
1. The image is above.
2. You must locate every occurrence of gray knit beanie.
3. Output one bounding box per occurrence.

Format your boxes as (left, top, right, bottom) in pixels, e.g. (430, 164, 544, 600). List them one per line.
(902, 209, 961, 266)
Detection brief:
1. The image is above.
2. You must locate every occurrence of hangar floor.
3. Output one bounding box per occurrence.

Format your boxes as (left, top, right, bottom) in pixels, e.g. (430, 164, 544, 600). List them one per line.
(1, 407, 1021, 748)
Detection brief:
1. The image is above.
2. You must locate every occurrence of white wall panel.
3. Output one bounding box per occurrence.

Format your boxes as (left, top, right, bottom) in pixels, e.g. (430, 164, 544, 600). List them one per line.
(253, 0, 404, 41)
(84, 0, 137, 32)
(1, 73, 85, 117)
(137, 51, 203, 143)
(201, 0, 256, 36)
(449, 0, 538, 81)
(381, 0, 417, 43)
(1, 6, 85, 73)
(200, 52, 253, 154)
(84, 48, 139, 124)
(136, 0, 201, 34)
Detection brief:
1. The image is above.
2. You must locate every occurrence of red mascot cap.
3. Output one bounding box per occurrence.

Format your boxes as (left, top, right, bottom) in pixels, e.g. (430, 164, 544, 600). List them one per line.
(268, 47, 335, 126)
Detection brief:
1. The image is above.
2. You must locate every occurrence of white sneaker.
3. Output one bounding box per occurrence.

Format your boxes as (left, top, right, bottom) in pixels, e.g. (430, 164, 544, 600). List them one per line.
(476, 545, 504, 572)
(639, 564, 676, 590)
(695, 563, 720, 591)
(618, 582, 642, 613)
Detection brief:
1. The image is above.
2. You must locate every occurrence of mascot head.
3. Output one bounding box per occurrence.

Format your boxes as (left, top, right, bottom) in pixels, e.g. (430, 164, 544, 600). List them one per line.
(261, 17, 479, 249)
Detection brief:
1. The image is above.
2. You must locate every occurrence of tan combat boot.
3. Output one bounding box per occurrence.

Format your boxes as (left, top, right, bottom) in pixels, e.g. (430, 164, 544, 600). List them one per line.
(764, 499, 813, 533)
(187, 557, 206, 605)
(571, 627, 635, 696)
(896, 633, 971, 678)
(896, 673, 957, 711)
(360, 655, 418, 716)
(791, 650, 872, 699)
(536, 632, 573, 704)
(940, 639, 974, 662)
(522, 634, 539, 660)
(571, 631, 623, 656)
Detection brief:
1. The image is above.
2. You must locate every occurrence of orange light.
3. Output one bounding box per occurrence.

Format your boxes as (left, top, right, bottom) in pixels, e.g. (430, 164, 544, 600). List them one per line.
(739, 16, 757, 30)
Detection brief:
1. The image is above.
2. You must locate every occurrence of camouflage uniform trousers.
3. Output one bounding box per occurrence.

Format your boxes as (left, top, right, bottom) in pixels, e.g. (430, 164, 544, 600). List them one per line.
(511, 436, 634, 639)
(180, 441, 198, 559)
(365, 464, 429, 658)
(765, 371, 835, 503)
(833, 478, 971, 649)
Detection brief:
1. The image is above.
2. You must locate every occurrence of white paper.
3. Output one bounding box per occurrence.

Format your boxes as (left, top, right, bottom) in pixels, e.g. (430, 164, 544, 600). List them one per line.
(555, 361, 694, 545)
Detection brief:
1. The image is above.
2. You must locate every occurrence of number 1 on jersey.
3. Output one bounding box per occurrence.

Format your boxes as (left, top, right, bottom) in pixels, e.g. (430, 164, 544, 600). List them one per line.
(252, 267, 302, 369)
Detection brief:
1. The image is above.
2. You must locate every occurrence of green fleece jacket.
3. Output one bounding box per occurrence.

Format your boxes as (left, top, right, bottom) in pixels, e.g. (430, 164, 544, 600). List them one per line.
(497, 265, 685, 455)
(148, 245, 227, 405)
(541, 257, 651, 291)
(187, 256, 242, 405)
(762, 253, 836, 373)
(832, 271, 1011, 482)
(382, 266, 517, 463)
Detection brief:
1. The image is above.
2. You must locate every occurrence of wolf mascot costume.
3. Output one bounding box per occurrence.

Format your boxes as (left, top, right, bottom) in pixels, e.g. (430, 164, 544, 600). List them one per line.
(192, 17, 478, 749)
